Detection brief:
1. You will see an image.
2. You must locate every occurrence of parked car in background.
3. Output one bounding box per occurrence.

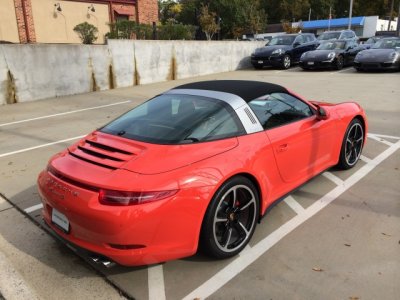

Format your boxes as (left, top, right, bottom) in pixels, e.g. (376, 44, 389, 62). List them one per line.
(354, 37, 400, 71)
(300, 40, 360, 70)
(358, 36, 395, 50)
(317, 30, 358, 42)
(251, 33, 318, 69)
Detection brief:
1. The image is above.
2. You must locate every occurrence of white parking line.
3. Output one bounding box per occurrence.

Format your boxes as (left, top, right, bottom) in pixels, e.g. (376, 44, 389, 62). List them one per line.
(369, 133, 400, 140)
(360, 155, 372, 164)
(24, 204, 43, 214)
(322, 172, 344, 186)
(0, 101, 131, 127)
(0, 135, 85, 158)
(147, 264, 166, 300)
(284, 196, 305, 214)
(182, 140, 400, 300)
(330, 67, 353, 74)
(368, 134, 393, 146)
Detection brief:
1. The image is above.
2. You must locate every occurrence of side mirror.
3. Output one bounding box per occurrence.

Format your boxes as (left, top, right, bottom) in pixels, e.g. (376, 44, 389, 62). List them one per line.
(293, 42, 301, 47)
(316, 106, 329, 120)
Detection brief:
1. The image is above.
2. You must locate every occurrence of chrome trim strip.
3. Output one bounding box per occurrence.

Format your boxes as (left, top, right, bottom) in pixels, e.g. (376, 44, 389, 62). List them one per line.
(165, 89, 264, 134)
(166, 89, 245, 110)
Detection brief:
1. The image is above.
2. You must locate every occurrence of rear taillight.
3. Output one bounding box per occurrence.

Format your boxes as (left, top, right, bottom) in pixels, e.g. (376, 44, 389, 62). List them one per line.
(98, 189, 178, 206)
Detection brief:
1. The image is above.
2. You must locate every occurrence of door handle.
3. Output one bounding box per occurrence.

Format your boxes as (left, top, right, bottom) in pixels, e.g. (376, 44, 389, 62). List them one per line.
(277, 143, 288, 152)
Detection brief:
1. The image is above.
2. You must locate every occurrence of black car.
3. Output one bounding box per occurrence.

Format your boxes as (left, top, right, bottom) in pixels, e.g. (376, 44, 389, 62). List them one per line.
(358, 36, 385, 50)
(251, 33, 318, 69)
(300, 40, 360, 70)
(354, 37, 400, 71)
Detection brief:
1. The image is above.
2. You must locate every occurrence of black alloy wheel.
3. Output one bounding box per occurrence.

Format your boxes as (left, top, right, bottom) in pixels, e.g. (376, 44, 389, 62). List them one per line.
(335, 55, 344, 70)
(337, 119, 364, 169)
(282, 55, 291, 69)
(200, 176, 259, 258)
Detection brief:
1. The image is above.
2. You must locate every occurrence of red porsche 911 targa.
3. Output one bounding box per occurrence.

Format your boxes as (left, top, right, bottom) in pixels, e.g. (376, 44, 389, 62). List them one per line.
(38, 80, 367, 267)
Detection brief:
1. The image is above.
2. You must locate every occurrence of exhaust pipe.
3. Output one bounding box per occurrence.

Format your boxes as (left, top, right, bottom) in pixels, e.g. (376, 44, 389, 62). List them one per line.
(90, 255, 116, 268)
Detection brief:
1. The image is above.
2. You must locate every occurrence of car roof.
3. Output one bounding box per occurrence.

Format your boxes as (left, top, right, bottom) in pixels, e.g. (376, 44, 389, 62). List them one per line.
(173, 80, 288, 102)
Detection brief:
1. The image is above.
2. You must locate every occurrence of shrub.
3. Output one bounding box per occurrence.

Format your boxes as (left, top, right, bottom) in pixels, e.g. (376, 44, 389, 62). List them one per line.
(73, 22, 98, 44)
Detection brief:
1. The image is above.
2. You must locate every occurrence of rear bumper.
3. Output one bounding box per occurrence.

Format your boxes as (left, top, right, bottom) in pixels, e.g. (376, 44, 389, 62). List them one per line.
(37, 170, 212, 266)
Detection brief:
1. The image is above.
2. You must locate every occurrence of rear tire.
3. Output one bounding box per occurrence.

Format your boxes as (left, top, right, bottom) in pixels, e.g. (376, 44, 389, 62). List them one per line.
(200, 176, 259, 259)
(337, 119, 364, 169)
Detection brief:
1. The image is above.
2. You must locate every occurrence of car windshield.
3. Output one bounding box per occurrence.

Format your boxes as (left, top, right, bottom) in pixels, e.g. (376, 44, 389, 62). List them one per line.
(371, 38, 400, 49)
(268, 35, 296, 45)
(365, 37, 378, 44)
(100, 94, 245, 144)
(318, 32, 341, 40)
(317, 41, 346, 50)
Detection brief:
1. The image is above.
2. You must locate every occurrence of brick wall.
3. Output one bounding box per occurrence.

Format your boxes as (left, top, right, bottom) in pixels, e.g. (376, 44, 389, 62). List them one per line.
(13, 0, 36, 43)
(137, 0, 158, 24)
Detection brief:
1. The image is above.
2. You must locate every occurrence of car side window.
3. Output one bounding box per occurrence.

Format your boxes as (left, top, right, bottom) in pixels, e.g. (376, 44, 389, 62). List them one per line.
(295, 35, 304, 44)
(248, 93, 314, 130)
(304, 35, 313, 43)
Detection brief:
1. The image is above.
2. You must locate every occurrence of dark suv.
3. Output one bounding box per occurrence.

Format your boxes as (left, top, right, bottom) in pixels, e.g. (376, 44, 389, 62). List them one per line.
(251, 33, 318, 69)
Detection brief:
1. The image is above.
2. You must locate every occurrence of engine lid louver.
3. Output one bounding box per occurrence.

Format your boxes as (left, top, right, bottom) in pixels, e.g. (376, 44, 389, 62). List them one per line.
(68, 133, 143, 170)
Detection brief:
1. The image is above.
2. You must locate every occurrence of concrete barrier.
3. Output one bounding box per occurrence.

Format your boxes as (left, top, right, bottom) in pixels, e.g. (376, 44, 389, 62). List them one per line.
(0, 40, 263, 104)
(132, 40, 175, 85)
(108, 40, 135, 88)
(0, 51, 8, 105)
(88, 46, 112, 91)
(1, 45, 92, 102)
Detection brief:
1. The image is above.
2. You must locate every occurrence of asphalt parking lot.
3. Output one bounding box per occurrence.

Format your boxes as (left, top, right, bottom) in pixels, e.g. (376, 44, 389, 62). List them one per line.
(0, 66, 399, 300)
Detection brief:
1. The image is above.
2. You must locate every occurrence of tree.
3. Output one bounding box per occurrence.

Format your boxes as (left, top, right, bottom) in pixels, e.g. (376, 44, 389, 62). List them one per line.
(73, 22, 98, 44)
(198, 4, 220, 40)
(159, 0, 182, 24)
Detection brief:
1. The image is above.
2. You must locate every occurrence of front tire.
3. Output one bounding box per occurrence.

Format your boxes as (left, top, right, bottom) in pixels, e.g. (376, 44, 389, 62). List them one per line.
(335, 55, 344, 70)
(282, 55, 291, 69)
(200, 176, 259, 259)
(337, 119, 364, 169)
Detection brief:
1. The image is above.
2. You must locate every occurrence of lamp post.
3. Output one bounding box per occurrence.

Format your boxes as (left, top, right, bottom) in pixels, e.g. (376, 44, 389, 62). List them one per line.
(348, 0, 353, 29)
(397, 1, 400, 36)
(388, 0, 394, 31)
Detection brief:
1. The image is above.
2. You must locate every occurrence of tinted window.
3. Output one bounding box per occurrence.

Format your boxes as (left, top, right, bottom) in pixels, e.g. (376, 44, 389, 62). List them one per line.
(304, 35, 314, 42)
(372, 38, 400, 49)
(101, 94, 245, 144)
(248, 93, 313, 130)
(295, 35, 305, 44)
(317, 41, 346, 50)
(318, 32, 341, 40)
(269, 35, 296, 45)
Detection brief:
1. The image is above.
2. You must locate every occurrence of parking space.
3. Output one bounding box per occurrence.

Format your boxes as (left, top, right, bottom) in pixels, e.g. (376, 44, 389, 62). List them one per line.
(1, 68, 399, 299)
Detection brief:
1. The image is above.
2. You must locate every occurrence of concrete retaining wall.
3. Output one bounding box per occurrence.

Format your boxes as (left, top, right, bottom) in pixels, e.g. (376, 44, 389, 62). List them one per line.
(0, 40, 263, 104)
(0, 52, 8, 105)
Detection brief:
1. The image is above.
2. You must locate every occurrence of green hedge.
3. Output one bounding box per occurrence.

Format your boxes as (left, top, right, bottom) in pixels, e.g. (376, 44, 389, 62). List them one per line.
(106, 20, 196, 40)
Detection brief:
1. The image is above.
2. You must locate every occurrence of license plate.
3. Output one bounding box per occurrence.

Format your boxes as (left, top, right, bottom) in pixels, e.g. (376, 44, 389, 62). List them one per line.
(308, 61, 314, 65)
(52, 208, 70, 233)
(258, 60, 263, 64)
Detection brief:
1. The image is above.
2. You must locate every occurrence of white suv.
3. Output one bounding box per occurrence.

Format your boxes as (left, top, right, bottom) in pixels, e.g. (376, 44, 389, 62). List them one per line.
(318, 30, 358, 42)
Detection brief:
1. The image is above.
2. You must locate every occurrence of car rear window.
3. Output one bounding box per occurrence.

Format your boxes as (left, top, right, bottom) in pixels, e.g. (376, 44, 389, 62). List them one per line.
(100, 94, 245, 144)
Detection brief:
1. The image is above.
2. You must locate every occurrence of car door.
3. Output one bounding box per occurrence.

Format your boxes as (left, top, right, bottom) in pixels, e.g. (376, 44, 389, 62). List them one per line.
(248, 93, 337, 184)
(292, 35, 306, 62)
(345, 41, 359, 64)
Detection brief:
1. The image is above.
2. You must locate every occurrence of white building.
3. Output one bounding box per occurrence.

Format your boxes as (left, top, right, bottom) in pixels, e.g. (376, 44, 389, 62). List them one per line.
(292, 16, 398, 38)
